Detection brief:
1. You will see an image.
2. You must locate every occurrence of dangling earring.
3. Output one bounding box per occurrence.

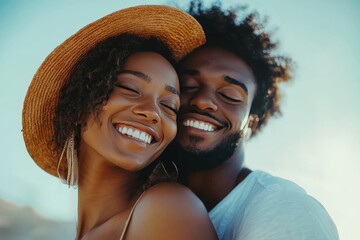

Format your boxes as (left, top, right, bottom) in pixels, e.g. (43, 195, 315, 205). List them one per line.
(161, 161, 179, 180)
(57, 132, 78, 187)
(150, 160, 179, 181)
(143, 160, 179, 190)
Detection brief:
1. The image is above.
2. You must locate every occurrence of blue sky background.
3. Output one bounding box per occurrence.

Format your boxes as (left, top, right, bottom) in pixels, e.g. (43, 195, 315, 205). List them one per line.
(0, 0, 359, 239)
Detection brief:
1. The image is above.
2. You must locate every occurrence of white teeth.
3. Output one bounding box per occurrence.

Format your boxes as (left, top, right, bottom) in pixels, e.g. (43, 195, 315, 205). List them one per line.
(139, 132, 146, 141)
(183, 120, 215, 132)
(121, 127, 127, 134)
(133, 130, 140, 139)
(127, 128, 133, 135)
(116, 126, 153, 144)
(190, 120, 194, 127)
(144, 135, 152, 144)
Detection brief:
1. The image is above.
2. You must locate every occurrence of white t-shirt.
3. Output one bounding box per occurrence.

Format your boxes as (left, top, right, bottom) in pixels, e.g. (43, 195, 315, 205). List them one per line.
(209, 170, 339, 240)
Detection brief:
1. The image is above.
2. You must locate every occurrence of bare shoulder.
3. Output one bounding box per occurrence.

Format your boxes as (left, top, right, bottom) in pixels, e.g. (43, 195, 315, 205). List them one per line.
(145, 182, 205, 206)
(126, 182, 218, 240)
(141, 182, 210, 220)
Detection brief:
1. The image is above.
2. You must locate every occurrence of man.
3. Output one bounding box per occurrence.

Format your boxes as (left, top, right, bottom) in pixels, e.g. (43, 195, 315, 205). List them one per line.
(164, 1, 339, 239)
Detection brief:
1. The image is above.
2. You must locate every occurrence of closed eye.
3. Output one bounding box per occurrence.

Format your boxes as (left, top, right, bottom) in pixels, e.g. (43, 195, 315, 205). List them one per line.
(218, 92, 242, 103)
(161, 103, 178, 114)
(114, 83, 139, 94)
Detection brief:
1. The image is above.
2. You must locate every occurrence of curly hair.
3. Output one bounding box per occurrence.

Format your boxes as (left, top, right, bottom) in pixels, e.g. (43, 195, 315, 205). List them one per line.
(53, 34, 177, 151)
(186, 0, 293, 136)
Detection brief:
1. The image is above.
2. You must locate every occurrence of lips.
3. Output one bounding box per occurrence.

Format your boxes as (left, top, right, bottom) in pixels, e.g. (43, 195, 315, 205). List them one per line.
(114, 124, 154, 144)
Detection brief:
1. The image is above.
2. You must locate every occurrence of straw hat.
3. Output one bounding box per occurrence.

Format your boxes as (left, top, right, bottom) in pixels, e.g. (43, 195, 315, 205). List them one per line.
(22, 5, 205, 178)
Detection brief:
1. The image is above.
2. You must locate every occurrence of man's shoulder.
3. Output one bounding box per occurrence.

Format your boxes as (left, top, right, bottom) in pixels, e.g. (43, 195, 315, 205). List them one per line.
(218, 170, 307, 205)
(214, 171, 339, 240)
(237, 171, 333, 223)
(244, 170, 306, 193)
(238, 188, 339, 239)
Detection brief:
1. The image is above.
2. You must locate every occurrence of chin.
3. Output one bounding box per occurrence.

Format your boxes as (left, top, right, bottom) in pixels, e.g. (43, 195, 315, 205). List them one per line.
(180, 136, 216, 151)
(122, 159, 153, 172)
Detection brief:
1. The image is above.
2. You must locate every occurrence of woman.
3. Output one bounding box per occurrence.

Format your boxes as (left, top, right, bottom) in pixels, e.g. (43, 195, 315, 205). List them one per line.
(22, 5, 218, 240)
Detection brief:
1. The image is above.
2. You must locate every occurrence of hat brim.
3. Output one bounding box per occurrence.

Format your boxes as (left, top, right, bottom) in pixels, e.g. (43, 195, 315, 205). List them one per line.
(22, 5, 205, 178)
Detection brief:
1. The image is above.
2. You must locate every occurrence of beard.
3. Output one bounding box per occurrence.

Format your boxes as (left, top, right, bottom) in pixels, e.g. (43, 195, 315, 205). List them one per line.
(164, 131, 241, 171)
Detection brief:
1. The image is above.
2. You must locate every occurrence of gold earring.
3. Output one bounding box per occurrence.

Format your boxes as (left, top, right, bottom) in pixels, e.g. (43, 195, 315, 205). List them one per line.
(161, 161, 179, 180)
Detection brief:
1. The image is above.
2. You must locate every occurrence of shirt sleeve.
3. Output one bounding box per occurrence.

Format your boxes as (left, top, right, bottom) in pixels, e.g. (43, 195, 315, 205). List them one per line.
(235, 187, 339, 240)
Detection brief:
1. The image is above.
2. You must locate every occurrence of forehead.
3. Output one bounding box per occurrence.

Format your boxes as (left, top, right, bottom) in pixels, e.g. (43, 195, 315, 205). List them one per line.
(123, 51, 179, 88)
(181, 47, 256, 88)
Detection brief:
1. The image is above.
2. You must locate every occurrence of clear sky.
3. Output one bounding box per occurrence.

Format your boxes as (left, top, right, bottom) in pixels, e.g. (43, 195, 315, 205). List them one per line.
(0, 0, 359, 239)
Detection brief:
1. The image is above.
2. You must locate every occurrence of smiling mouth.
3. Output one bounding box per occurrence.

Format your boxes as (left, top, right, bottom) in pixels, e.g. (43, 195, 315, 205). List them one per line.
(115, 125, 153, 144)
(182, 119, 217, 132)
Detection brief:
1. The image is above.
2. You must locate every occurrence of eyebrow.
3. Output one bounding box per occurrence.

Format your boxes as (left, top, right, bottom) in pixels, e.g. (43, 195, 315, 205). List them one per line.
(118, 69, 179, 96)
(166, 85, 180, 96)
(181, 69, 248, 94)
(118, 69, 151, 82)
(224, 76, 248, 94)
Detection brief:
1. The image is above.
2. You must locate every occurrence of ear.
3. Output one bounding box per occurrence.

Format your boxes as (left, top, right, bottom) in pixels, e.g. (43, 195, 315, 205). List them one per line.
(248, 114, 259, 133)
(239, 114, 259, 142)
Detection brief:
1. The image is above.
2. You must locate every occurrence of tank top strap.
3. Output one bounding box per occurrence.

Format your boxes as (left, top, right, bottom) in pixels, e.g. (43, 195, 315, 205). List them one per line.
(119, 191, 146, 240)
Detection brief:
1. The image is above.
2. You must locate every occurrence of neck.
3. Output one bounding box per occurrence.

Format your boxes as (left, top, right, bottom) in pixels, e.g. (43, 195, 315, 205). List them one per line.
(185, 145, 246, 211)
(76, 154, 142, 239)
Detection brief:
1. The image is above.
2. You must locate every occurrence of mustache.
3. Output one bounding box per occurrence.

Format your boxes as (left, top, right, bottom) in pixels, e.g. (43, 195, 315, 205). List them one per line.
(179, 108, 228, 127)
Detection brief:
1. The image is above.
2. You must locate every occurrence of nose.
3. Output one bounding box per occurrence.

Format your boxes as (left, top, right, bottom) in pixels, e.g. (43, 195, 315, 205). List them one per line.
(133, 100, 161, 124)
(189, 88, 218, 111)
